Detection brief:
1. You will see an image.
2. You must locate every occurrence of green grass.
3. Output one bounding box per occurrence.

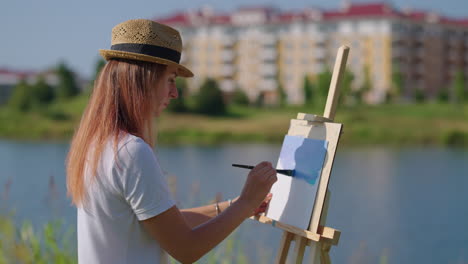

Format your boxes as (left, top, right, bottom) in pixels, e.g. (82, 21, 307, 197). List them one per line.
(1, 96, 467, 147)
(0, 214, 76, 264)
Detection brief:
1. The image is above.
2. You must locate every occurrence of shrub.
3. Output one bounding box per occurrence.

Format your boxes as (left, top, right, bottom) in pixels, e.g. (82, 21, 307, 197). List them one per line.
(56, 62, 80, 99)
(231, 88, 249, 106)
(414, 88, 425, 103)
(8, 80, 32, 112)
(194, 78, 226, 116)
(32, 77, 55, 105)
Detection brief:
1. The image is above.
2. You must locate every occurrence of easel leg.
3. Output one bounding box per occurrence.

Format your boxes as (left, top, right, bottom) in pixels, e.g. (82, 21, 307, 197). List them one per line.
(292, 235, 308, 264)
(276, 232, 294, 264)
(320, 243, 331, 264)
(309, 241, 321, 263)
(309, 190, 332, 264)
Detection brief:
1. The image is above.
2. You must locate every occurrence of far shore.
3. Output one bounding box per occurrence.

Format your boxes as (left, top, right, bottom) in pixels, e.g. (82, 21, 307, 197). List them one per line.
(0, 97, 467, 147)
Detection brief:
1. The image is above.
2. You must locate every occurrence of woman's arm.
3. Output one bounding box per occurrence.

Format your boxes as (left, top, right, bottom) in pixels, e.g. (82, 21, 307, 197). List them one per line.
(141, 162, 277, 264)
(181, 194, 271, 228)
(181, 199, 237, 228)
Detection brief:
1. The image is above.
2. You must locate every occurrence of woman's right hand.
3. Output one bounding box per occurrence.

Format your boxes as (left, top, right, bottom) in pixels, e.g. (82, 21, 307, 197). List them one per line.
(238, 161, 277, 212)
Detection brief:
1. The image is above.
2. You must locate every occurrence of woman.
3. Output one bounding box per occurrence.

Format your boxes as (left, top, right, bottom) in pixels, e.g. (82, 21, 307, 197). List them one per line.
(66, 19, 277, 264)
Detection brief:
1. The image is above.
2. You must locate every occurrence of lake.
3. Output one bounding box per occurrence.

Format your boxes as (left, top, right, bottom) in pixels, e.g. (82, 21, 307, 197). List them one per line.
(0, 140, 467, 263)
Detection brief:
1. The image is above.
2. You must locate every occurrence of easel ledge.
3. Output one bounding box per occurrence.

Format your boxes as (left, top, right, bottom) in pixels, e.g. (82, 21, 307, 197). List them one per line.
(250, 215, 341, 246)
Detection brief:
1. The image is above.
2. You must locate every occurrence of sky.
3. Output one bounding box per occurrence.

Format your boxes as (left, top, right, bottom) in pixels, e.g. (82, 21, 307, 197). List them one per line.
(2, 0, 467, 78)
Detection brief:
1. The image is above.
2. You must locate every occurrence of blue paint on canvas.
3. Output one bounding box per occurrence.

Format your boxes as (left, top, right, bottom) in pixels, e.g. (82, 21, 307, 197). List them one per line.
(278, 135, 328, 185)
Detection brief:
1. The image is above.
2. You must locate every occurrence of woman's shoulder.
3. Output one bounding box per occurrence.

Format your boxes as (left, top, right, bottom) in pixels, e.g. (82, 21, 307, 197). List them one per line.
(113, 133, 154, 163)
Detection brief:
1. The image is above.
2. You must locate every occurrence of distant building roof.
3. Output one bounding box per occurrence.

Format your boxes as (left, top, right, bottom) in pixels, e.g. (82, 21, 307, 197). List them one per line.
(154, 2, 468, 28)
(156, 12, 192, 26)
(324, 2, 400, 19)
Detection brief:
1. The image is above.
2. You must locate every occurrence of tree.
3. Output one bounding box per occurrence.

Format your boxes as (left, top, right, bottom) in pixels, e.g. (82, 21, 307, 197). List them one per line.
(8, 80, 32, 112)
(231, 88, 250, 106)
(302, 75, 314, 106)
(437, 88, 449, 103)
(254, 92, 265, 108)
(340, 70, 354, 105)
(453, 71, 466, 104)
(276, 82, 287, 107)
(316, 69, 333, 107)
(390, 66, 404, 103)
(195, 78, 226, 115)
(414, 87, 425, 103)
(356, 66, 372, 104)
(167, 78, 188, 112)
(32, 76, 55, 104)
(56, 62, 79, 99)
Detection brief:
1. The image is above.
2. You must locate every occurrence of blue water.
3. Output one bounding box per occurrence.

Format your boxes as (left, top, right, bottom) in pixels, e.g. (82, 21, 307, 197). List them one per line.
(0, 140, 467, 263)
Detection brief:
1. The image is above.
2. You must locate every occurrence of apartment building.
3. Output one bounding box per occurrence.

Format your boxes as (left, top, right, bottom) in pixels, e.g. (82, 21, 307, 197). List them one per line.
(156, 3, 468, 104)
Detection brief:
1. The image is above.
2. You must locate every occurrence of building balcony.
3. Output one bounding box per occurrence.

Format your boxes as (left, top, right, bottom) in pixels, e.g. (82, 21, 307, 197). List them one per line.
(262, 35, 277, 45)
(447, 52, 460, 62)
(314, 49, 326, 60)
(221, 50, 235, 62)
(313, 63, 325, 74)
(391, 36, 406, 48)
(259, 79, 277, 91)
(391, 33, 405, 42)
(221, 65, 235, 76)
(415, 48, 424, 58)
(415, 64, 425, 75)
(222, 36, 235, 46)
(314, 34, 326, 44)
(260, 49, 278, 60)
(260, 64, 277, 76)
(391, 48, 406, 58)
(448, 36, 462, 46)
(220, 80, 235, 92)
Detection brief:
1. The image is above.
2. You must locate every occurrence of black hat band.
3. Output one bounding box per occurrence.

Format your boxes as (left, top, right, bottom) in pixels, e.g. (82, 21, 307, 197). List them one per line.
(111, 43, 181, 63)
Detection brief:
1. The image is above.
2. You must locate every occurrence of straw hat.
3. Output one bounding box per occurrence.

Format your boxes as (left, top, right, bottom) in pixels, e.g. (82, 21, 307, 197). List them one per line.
(99, 19, 194, 77)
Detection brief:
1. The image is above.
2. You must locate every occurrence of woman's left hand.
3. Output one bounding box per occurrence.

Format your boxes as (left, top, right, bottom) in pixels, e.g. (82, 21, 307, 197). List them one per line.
(231, 193, 273, 217)
(253, 193, 272, 216)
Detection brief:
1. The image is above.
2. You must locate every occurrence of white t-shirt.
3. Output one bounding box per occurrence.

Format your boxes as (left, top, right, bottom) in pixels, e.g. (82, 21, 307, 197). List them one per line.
(78, 133, 175, 264)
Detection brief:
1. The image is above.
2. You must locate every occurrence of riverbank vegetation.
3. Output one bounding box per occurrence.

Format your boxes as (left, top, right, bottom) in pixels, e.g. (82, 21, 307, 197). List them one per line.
(1, 60, 467, 146)
(0, 93, 467, 147)
(0, 214, 76, 264)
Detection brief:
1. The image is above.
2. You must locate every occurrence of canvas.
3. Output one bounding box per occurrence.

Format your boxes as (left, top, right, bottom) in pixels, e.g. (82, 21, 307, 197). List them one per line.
(266, 135, 328, 230)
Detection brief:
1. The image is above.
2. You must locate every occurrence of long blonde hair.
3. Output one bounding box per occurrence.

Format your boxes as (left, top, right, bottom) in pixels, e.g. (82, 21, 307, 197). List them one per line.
(66, 59, 167, 206)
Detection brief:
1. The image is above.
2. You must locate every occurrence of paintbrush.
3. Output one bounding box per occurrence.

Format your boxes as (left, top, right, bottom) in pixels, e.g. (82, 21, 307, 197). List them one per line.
(232, 163, 295, 177)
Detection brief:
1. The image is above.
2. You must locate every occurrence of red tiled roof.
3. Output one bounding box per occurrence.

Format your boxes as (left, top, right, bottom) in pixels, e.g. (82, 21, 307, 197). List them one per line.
(0, 69, 11, 74)
(276, 12, 305, 23)
(155, 12, 192, 26)
(323, 2, 400, 19)
(458, 19, 468, 26)
(155, 2, 468, 28)
(212, 14, 231, 24)
(237, 6, 276, 13)
(404, 11, 427, 21)
(0, 68, 35, 77)
(347, 3, 394, 15)
(0, 68, 22, 75)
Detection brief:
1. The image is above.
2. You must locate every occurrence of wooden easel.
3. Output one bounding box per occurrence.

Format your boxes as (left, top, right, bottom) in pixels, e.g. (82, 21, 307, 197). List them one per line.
(251, 45, 350, 264)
